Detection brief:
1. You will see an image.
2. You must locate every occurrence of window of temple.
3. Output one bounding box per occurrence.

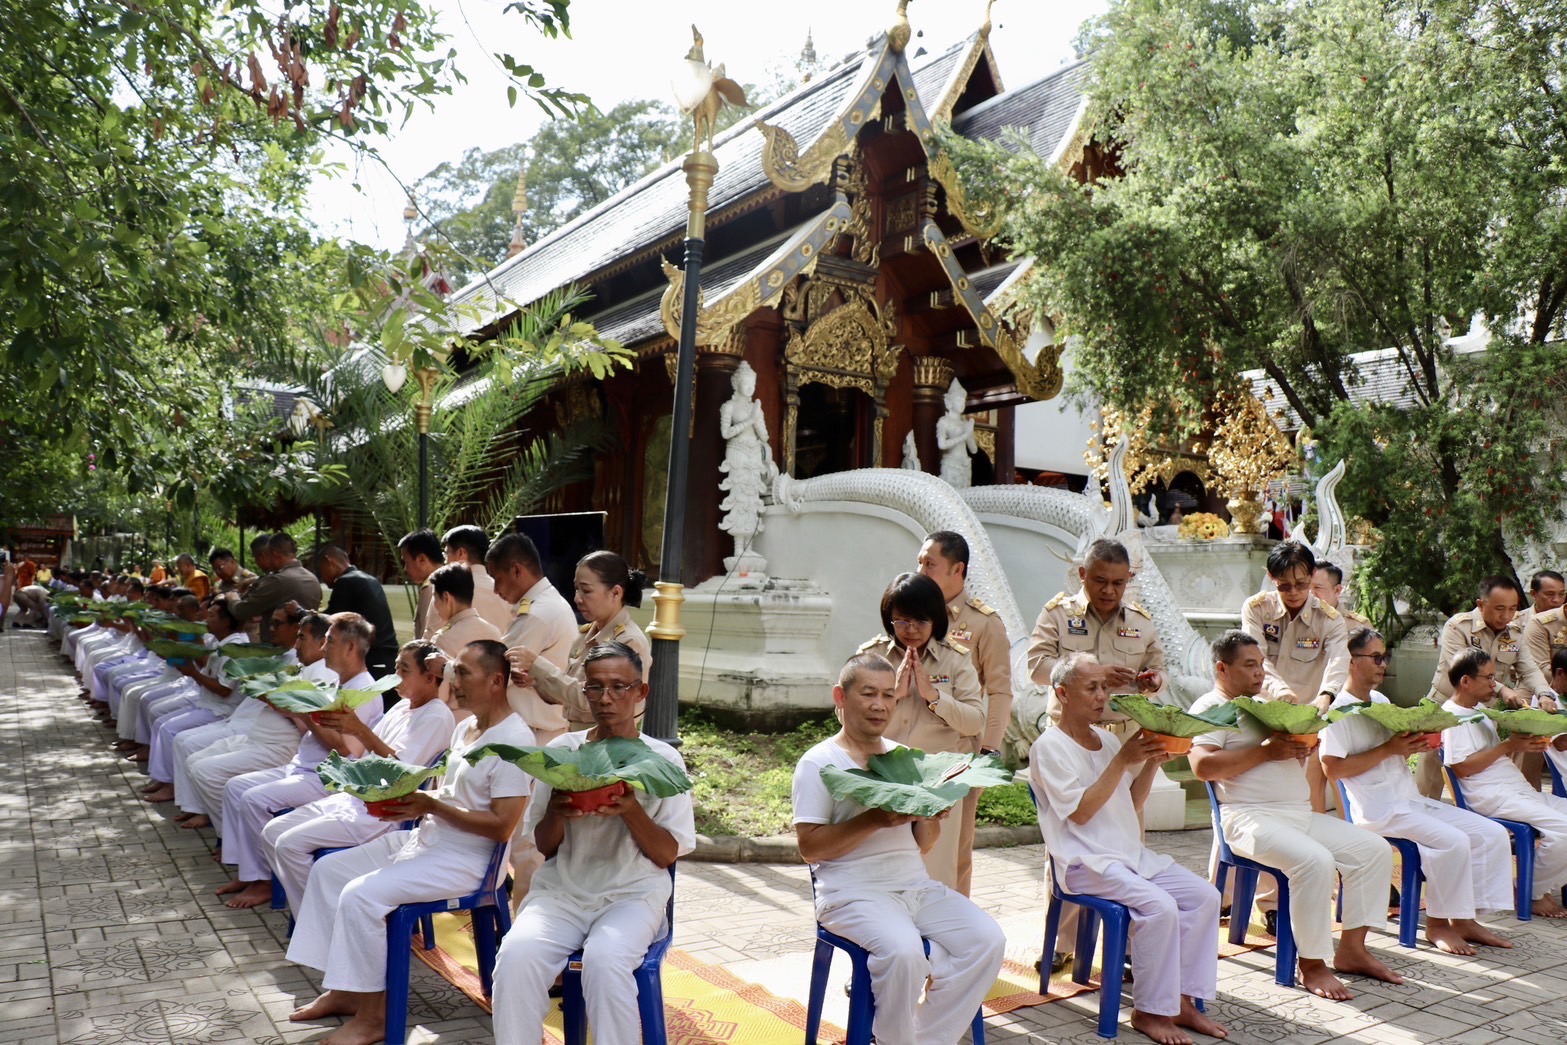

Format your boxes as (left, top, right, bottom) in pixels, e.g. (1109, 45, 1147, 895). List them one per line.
(794, 384, 870, 478)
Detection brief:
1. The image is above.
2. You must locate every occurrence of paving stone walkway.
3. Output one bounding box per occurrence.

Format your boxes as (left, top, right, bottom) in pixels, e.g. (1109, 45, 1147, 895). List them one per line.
(5, 621, 1567, 1043)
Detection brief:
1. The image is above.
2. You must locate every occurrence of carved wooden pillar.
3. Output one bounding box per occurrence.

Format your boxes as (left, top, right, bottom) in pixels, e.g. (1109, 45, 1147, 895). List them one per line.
(994, 404, 1016, 483)
(910, 355, 954, 474)
(688, 328, 747, 583)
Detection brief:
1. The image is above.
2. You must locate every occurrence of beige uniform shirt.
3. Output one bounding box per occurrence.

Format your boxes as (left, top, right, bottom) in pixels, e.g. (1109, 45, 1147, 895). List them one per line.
(501, 577, 580, 740)
(1430, 608, 1551, 699)
(1523, 607, 1567, 683)
(464, 563, 515, 635)
(858, 634, 986, 754)
(949, 591, 1013, 752)
(413, 581, 436, 641)
(1029, 591, 1166, 725)
(531, 607, 652, 729)
(432, 607, 503, 659)
(1240, 591, 1349, 704)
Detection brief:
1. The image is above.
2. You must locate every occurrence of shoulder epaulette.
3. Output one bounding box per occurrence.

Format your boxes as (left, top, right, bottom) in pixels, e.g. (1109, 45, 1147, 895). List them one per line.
(1127, 601, 1152, 620)
(578, 622, 592, 634)
(1540, 607, 1565, 626)
(967, 595, 997, 616)
(1044, 592, 1069, 612)
(1245, 592, 1268, 609)
(856, 636, 886, 654)
(613, 622, 627, 638)
(1345, 609, 1369, 625)
(513, 598, 532, 618)
(1319, 602, 1340, 620)
(946, 636, 971, 655)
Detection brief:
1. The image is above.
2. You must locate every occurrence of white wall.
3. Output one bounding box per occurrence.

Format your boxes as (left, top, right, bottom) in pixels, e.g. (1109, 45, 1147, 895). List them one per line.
(1014, 331, 1098, 476)
(973, 514, 1078, 623)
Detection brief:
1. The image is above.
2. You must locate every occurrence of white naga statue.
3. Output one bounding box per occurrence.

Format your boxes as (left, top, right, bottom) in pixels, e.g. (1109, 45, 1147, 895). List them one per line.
(900, 430, 921, 470)
(718, 361, 778, 576)
(936, 378, 978, 489)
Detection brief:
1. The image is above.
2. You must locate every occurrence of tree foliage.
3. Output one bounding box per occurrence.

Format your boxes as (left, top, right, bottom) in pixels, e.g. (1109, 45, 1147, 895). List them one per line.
(948, 0, 1567, 620)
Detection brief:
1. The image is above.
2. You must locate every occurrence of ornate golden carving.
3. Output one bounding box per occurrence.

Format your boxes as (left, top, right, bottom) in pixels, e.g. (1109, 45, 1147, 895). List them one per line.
(885, 193, 919, 236)
(1086, 405, 1215, 493)
(925, 136, 1004, 241)
(911, 354, 954, 390)
(835, 155, 879, 266)
(756, 119, 854, 194)
(975, 426, 996, 461)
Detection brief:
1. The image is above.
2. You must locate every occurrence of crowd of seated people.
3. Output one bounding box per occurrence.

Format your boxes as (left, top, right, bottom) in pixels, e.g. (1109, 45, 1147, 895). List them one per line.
(29, 527, 1567, 1045)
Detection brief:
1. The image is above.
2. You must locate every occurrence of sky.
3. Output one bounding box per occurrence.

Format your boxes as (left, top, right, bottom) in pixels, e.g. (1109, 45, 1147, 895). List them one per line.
(313, 0, 1109, 250)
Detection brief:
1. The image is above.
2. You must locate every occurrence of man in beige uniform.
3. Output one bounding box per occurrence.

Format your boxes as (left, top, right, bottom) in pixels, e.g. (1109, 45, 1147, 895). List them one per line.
(1029, 537, 1167, 729)
(1424, 575, 1558, 793)
(397, 529, 445, 641)
(429, 565, 503, 661)
(1310, 563, 1369, 626)
(442, 524, 514, 633)
(917, 530, 1012, 896)
(1521, 570, 1567, 679)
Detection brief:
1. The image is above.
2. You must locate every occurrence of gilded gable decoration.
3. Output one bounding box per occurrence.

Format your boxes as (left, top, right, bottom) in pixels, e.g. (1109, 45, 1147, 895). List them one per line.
(754, 43, 895, 193)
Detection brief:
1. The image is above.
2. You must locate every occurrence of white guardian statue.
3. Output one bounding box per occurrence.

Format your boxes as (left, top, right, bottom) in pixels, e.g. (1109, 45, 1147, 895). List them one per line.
(936, 378, 978, 489)
(718, 361, 778, 578)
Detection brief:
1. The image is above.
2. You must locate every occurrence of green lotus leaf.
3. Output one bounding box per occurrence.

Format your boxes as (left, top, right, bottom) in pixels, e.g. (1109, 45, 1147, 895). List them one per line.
(148, 638, 213, 660)
(1478, 706, 1567, 737)
(144, 616, 208, 634)
(223, 656, 294, 681)
(1110, 695, 1241, 737)
(1231, 696, 1330, 735)
(239, 673, 301, 699)
(316, 751, 448, 801)
(467, 736, 693, 797)
(819, 748, 1014, 817)
(1328, 698, 1463, 733)
(220, 642, 287, 658)
(259, 677, 388, 714)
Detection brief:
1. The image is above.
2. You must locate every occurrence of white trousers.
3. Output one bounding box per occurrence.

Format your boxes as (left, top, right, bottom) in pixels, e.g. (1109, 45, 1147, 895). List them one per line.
(86, 644, 136, 699)
(105, 658, 161, 716)
(161, 716, 231, 791)
(73, 629, 116, 670)
(1222, 806, 1391, 961)
(264, 795, 396, 915)
(184, 740, 297, 831)
(818, 884, 1005, 1045)
(223, 766, 330, 881)
(1462, 788, 1567, 899)
(122, 675, 187, 741)
(1362, 798, 1514, 917)
(286, 831, 492, 993)
(491, 892, 667, 1045)
(1062, 861, 1219, 1017)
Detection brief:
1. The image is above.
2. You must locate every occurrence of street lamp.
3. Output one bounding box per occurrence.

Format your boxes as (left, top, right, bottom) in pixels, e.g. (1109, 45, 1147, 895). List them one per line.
(644, 27, 746, 745)
(382, 363, 440, 530)
(290, 398, 333, 554)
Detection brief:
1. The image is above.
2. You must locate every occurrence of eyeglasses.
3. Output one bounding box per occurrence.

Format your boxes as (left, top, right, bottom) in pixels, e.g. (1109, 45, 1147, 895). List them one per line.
(1475, 672, 1498, 683)
(890, 618, 929, 630)
(583, 682, 638, 697)
(1352, 653, 1390, 665)
(1273, 582, 1310, 594)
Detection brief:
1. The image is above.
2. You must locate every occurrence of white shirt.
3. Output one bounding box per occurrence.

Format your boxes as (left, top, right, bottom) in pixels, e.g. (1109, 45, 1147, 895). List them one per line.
(197, 632, 255, 717)
(413, 713, 535, 855)
(792, 737, 933, 903)
(524, 731, 695, 914)
(293, 670, 382, 767)
(1441, 698, 1529, 805)
(1320, 690, 1415, 825)
(375, 698, 457, 768)
(1329, 688, 1392, 710)
(1030, 726, 1171, 878)
(1190, 690, 1310, 810)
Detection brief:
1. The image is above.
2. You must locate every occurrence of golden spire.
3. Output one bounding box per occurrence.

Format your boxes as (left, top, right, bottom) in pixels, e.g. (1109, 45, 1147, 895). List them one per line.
(981, 0, 997, 41)
(401, 194, 418, 256)
(506, 164, 529, 259)
(890, 0, 912, 54)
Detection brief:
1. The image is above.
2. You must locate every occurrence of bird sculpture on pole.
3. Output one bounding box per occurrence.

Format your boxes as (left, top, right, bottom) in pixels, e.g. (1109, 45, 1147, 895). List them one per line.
(675, 25, 748, 155)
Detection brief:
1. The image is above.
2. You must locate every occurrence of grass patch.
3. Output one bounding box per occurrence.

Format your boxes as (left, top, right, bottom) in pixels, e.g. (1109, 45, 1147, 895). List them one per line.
(681, 712, 1036, 837)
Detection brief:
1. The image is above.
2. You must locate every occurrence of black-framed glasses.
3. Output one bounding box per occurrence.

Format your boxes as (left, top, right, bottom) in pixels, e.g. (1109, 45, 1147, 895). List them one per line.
(1351, 653, 1390, 665)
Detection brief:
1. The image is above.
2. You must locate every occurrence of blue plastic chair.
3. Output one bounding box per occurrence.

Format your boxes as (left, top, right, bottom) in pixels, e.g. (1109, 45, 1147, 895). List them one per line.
(1547, 755, 1566, 798)
(804, 873, 986, 1045)
(559, 864, 677, 1045)
(1333, 781, 1423, 948)
(1205, 783, 1297, 986)
(1442, 759, 1538, 920)
(1043, 857, 1132, 1038)
(383, 841, 512, 1045)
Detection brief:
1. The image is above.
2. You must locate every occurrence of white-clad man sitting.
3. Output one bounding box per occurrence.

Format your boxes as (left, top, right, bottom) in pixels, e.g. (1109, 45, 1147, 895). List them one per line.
(788, 652, 1004, 1045)
(1321, 627, 1513, 952)
(1031, 653, 1226, 1044)
(490, 642, 694, 1045)
(287, 639, 533, 1045)
(1190, 630, 1397, 1001)
(1441, 647, 1567, 918)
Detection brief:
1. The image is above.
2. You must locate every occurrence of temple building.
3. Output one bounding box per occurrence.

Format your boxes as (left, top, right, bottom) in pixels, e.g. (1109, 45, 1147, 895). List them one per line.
(447, 10, 1097, 586)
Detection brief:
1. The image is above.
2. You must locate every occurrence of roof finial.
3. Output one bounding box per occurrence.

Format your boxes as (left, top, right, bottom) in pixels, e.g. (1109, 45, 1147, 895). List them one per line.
(800, 28, 817, 82)
(890, 0, 912, 54)
(401, 193, 418, 255)
(981, 0, 997, 40)
(506, 162, 529, 259)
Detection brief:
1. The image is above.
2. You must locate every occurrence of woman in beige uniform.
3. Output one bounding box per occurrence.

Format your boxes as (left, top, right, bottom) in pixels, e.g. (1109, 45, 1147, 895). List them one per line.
(857, 572, 985, 889)
(507, 551, 652, 730)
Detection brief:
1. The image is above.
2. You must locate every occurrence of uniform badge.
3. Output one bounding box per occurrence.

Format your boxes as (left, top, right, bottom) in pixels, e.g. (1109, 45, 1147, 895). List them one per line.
(1500, 641, 1520, 655)
(1067, 616, 1088, 636)
(928, 674, 951, 686)
(1263, 622, 1281, 641)
(1296, 638, 1321, 651)
(951, 627, 973, 643)
(1117, 628, 1140, 639)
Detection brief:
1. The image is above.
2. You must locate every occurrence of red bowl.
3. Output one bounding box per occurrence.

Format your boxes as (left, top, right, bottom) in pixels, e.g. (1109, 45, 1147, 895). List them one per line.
(564, 781, 629, 812)
(1419, 732, 1443, 750)
(1153, 734, 1193, 755)
(1286, 732, 1322, 750)
(361, 798, 401, 817)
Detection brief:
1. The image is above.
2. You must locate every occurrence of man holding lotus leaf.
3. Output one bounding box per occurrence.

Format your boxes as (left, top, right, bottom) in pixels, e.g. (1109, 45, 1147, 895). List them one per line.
(487, 641, 695, 1045)
(1320, 628, 1513, 952)
(791, 652, 1007, 1045)
(1032, 652, 1227, 1044)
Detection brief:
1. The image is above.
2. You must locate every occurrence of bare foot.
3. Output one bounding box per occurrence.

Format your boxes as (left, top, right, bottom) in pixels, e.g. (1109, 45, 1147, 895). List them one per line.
(173, 811, 194, 822)
(1174, 997, 1228, 1039)
(140, 781, 164, 794)
(128, 749, 149, 762)
(1131, 1011, 1192, 1044)
(320, 1008, 386, 1045)
(1533, 896, 1567, 919)
(1425, 922, 1476, 956)
(224, 882, 274, 909)
(1334, 949, 1404, 985)
(1456, 920, 1512, 948)
(215, 879, 246, 896)
(179, 815, 210, 830)
(142, 785, 174, 803)
(1299, 960, 1353, 1000)
(114, 740, 138, 751)
(289, 990, 359, 1022)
